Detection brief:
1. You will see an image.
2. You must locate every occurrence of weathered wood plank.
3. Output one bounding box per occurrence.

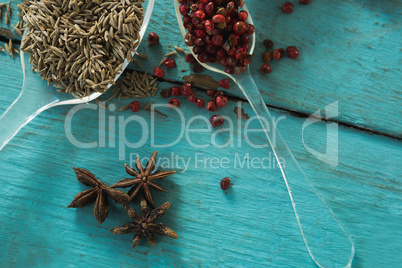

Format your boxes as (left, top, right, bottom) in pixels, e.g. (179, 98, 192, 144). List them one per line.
(0, 48, 400, 267)
(1, 0, 400, 136)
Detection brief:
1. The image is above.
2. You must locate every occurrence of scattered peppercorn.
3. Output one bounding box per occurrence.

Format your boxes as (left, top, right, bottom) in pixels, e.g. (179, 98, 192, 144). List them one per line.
(219, 78, 230, 89)
(279, 48, 286, 58)
(154, 67, 165, 78)
(187, 92, 198, 103)
(160, 89, 170, 98)
(281, 2, 294, 14)
(214, 90, 224, 97)
(210, 115, 225, 127)
(260, 63, 272, 74)
(216, 95, 228, 108)
(147, 32, 159, 45)
(206, 89, 216, 97)
(262, 51, 272, 63)
(193, 64, 203, 73)
(206, 100, 218, 112)
(185, 53, 196, 63)
(170, 86, 182, 97)
(286, 46, 299, 59)
(164, 58, 177, 68)
(168, 98, 180, 108)
(180, 83, 193, 96)
(130, 101, 141, 112)
(299, 0, 312, 4)
(273, 48, 286, 60)
(196, 99, 205, 108)
(263, 39, 274, 49)
(220, 177, 231, 190)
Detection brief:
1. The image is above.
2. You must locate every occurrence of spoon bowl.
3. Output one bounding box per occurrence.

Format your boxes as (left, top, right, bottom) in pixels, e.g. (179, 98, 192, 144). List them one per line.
(174, 1, 354, 267)
(0, 0, 155, 151)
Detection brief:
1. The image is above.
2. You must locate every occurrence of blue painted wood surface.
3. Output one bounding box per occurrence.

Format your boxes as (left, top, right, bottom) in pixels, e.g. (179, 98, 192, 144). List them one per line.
(0, 0, 401, 267)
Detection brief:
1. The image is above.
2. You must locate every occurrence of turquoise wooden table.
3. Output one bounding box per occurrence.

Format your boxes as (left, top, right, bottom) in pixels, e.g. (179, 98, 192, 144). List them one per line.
(0, 0, 401, 267)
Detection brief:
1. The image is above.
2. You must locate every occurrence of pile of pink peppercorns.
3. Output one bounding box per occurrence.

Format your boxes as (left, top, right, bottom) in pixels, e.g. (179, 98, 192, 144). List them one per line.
(179, 0, 254, 75)
(162, 78, 232, 127)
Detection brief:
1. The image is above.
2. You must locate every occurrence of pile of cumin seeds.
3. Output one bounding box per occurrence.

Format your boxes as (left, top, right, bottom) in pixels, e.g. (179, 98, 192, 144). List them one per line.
(110, 70, 158, 101)
(19, 0, 145, 98)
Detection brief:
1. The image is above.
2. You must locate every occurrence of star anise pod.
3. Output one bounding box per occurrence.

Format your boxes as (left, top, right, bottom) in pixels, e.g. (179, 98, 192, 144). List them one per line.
(68, 168, 130, 224)
(111, 151, 176, 208)
(110, 197, 178, 249)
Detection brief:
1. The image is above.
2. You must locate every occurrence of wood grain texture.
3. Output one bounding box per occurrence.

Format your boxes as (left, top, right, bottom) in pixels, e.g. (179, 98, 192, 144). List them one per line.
(0, 44, 401, 266)
(1, 0, 400, 136)
(0, 1, 401, 267)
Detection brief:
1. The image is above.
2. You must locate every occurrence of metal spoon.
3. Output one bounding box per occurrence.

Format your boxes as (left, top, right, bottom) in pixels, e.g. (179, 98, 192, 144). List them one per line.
(0, 0, 155, 151)
(174, 2, 354, 267)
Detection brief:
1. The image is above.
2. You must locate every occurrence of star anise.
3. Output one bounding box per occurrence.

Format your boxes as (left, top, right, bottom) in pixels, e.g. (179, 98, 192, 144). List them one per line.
(110, 197, 178, 249)
(111, 151, 176, 208)
(68, 168, 130, 224)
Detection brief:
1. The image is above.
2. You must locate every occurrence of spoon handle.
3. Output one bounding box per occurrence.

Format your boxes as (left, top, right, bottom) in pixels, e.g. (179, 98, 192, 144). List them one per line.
(0, 85, 58, 152)
(236, 68, 354, 268)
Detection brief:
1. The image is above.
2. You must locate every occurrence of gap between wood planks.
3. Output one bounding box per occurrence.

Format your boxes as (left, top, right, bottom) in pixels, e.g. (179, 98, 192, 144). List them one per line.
(1, 36, 400, 141)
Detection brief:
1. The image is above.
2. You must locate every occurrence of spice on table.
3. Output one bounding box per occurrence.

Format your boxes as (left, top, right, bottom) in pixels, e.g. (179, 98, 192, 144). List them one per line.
(4, 39, 12, 58)
(196, 99, 205, 108)
(133, 58, 143, 69)
(119, 103, 131, 112)
(174, 46, 185, 53)
(273, 49, 283, 60)
(136, 52, 149, 59)
(180, 83, 193, 96)
(219, 78, 230, 89)
(206, 89, 216, 97)
(154, 67, 165, 78)
(5, 10, 9, 24)
(234, 106, 250, 119)
(143, 102, 152, 111)
(299, 0, 312, 4)
(193, 64, 203, 73)
(113, 70, 159, 101)
(147, 32, 160, 45)
(0, 46, 4, 52)
(182, 74, 219, 90)
(286, 46, 299, 59)
(169, 86, 181, 97)
(130, 101, 141, 112)
(282, 2, 294, 14)
(262, 52, 272, 63)
(185, 54, 196, 63)
(216, 95, 228, 108)
(260, 63, 272, 74)
(165, 51, 178, 58)
(220, 177, 231, 190)
(111, 151, 176, 208)
(187, 92, 197, 103)
(210, 115, 224, 127)
(68, 168, 130, 224)
(160, 89, 170, 98)
(206, 100, 217, 112)
(168, 98, 180, 108)
(164, 58, 177, 68)
(263, 39, 275, 50)
(110, 198, 178, 249)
